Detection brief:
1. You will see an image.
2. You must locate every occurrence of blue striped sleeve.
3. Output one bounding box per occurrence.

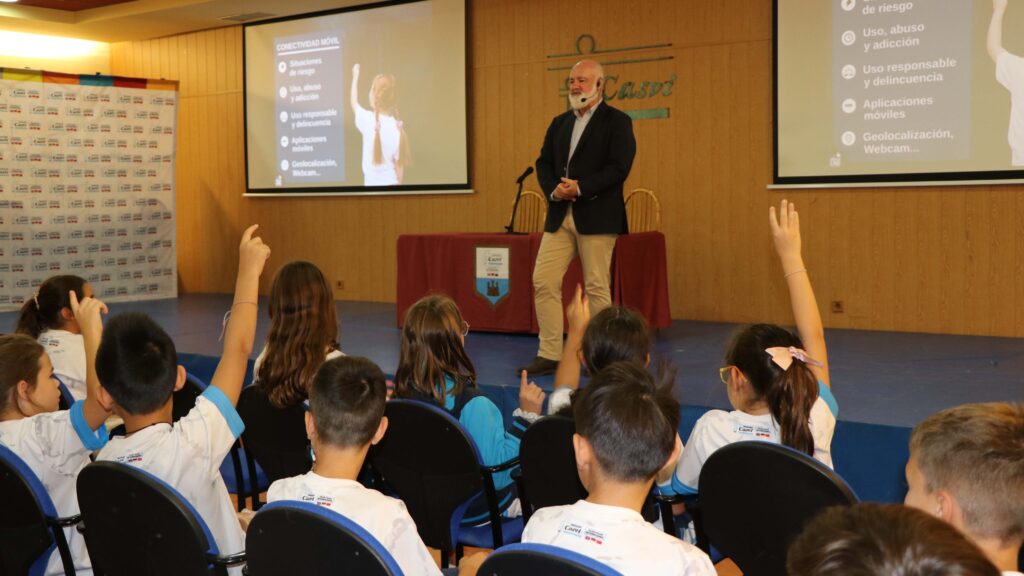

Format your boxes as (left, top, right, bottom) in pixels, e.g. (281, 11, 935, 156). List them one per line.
(201, 386, 245, 439)
(818, 381, 839, 418)
(69, 400, 108, 451)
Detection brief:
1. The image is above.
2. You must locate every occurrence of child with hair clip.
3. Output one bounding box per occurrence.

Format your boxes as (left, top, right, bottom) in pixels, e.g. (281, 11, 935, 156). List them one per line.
(548, 284, 652, 415)
(393, 294, 546, 521)
(667, 200, 837, 496)
(15, 275, 93, 401)
(0, 292, 111, 574)
(252, 260, 342, 408)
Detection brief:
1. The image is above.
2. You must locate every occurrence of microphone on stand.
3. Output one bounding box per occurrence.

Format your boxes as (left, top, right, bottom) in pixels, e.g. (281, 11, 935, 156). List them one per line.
(515, 166, 534, 185)
(506, 166, 535, 234)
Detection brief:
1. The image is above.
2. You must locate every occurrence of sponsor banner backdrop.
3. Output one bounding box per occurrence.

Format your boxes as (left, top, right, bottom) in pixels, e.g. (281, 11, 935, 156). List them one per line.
(0, 69, 178, 311)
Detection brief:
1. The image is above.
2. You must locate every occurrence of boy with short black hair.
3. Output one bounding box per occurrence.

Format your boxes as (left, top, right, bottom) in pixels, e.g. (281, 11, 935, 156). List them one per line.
(265, 355, 443, 576)
(95, 225, 270, 565)
(520, 361, 714, 575)
(904, 402, 1024, 574)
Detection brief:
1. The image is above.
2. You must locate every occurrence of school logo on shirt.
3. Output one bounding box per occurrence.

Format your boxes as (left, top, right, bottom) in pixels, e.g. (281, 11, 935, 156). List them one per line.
(558, 522, 606, 545)
(115, 452, 144, 464)
(300, 493, 334, 507)
(735, 423, 773, 439)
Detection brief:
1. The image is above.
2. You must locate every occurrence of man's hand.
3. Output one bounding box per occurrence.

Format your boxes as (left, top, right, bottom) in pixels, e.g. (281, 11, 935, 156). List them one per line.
(558, 177, 580, 197)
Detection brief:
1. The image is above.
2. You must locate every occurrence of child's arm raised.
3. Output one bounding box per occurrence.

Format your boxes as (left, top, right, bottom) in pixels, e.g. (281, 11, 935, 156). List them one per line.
(211, 224, 271, 405)
(69, 291, 111, 430)
(553, 284, 590, 391)
(989, 0, 1007, 63)
(769, 200, 830, 387)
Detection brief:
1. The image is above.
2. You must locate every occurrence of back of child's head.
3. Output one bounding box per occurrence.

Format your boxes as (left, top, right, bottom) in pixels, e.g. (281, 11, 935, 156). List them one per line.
(573, 361, 679, 483)
(15, 275, 87, 339)
(581, 305, 650, 373)
(394, 294, 476, 405)
(309, 356, 386, 449)
(96, 312, 178, 415)
(787, 503, 1001, 576)
(725, 323, 818, 455)
(909, 402, 1024, 547)
(0, 334, 46, 412)
(258, 260, 339, 407)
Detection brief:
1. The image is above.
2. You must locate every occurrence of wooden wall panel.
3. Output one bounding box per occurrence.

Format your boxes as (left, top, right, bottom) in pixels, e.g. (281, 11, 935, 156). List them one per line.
(110, 0, 1024, 337)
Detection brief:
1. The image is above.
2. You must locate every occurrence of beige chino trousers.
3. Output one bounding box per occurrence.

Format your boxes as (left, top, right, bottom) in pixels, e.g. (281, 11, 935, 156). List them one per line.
(532, 209, 618, 360)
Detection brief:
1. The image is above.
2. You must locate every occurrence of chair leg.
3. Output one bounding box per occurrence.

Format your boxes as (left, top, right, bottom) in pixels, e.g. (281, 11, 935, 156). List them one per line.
(440, 546, 450, 569)
(51, 525, 76, 576)
(229, 442, 246, 511)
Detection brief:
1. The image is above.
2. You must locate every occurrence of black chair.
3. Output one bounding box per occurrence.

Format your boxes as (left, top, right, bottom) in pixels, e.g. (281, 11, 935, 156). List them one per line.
(236, 385, 311, 510)
(245, 500, 402, 575)
(366, 399, 523, 568)
(76, 461, 246, 576)
(698, 441, 858, 576)
(514, 415, 587, 523)
(476, 543, 623, 576)
(0, 444, 78, 576)
(54, 376, 75, 411)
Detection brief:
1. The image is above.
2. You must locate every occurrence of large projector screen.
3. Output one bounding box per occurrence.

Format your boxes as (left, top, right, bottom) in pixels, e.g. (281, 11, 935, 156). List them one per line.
(775, 0, 1024, 186)
(244, 0, 468, 195)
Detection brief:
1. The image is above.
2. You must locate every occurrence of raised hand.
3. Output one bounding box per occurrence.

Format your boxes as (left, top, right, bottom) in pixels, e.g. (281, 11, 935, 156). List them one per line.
(769, 199, 803, 267)
(69, 290, 107, 342)
(238, 224, 271, 278)
(566, 284, 591, 340)
(519, 369, 547, 414)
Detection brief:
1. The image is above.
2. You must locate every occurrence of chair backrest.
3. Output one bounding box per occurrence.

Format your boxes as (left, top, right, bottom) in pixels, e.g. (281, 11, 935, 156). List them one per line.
(511, 189, 548, 233)
(236, 386, 311, 484)
(366, 399, 483, 553)
(477, 543, 624, 576)
(76, 461, 222, 576)
(517, 415, 587, 522)
(55, 376, 74, 411)
(245, 500, 401, 576)
(698, 441, 858, 576)
(0, 444, 65, 576)
(624, 188, 661, 232)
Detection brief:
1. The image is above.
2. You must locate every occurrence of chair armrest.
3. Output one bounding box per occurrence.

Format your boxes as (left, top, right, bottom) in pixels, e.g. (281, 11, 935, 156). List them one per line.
(209, 551, 247, 567)
(481, 457, 520, 474)
(48, 514, 82, 528)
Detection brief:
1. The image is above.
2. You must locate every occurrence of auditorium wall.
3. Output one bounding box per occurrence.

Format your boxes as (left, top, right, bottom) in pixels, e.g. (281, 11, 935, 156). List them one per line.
(109, 0, 1024, 337)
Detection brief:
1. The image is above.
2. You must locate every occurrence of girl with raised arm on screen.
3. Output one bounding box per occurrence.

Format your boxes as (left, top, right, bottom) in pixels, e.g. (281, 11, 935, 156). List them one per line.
(350, 63, 411, 185)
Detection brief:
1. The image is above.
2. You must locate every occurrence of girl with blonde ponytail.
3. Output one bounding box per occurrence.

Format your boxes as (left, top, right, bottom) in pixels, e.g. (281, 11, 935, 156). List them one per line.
(664, 200, 837, 496)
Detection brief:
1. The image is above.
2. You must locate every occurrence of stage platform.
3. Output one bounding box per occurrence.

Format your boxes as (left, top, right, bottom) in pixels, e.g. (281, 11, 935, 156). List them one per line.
(4, 293, 1022, 503)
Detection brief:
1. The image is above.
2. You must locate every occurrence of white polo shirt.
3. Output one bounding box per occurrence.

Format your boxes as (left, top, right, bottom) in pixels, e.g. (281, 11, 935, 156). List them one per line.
(38, 329, 87, 401)
(96, 387, 245, 561)
(0, 402, 107, 575)
(669, 381, 838, 495)
(267, 473, 441, 576)
(521, 499, 716, 576)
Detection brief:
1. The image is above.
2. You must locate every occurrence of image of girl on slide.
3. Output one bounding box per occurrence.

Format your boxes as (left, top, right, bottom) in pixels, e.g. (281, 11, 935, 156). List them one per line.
(989, 0, 1024, 166)
(350, 63, 411, 185)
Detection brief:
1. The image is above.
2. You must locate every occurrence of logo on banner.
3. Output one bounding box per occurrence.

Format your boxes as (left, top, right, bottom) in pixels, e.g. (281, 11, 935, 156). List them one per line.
(475, 246, 510, 307)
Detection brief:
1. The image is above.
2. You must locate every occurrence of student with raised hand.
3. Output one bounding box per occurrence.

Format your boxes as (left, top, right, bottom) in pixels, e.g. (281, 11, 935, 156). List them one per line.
(95, 225, 271, 567)
(548, 284, 652, 415)
(16, 275, 93, 400)
(904, 402, 1024, 574)
(667, 200, 838, 496)
(264, 355, 447, 576)
(788, 503, 1001, 576)
(521, 361, 714, 576)
(0, 291, 111, 575)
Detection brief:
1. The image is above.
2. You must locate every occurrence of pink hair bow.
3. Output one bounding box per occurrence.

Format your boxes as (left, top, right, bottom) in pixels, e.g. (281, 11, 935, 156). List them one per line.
(765, 346, 824, 371)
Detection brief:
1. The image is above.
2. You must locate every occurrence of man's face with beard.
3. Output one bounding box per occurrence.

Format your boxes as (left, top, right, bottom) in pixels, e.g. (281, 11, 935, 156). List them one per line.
(567, 63, 602, 111)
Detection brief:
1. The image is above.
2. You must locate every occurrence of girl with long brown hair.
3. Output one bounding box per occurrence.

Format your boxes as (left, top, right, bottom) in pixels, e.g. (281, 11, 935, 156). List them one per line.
(15, 275, 92, 400)
(393, 294, 545, 522)
(667, 200, 837, 496)
(350, 63, 412, 185)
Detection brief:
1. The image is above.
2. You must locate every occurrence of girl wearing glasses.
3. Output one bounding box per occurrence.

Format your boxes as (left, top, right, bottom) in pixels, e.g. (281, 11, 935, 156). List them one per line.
(666, 200, 837, 496)
(394, 294, 546, 522)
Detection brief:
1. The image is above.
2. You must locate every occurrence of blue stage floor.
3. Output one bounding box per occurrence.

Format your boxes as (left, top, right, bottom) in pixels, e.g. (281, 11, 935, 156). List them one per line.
(4, 294, 1022, 503)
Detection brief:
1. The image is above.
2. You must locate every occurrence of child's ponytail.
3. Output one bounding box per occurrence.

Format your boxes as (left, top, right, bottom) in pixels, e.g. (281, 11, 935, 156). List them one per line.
(15, 275, 87, 339)
(764, 362, 818, 455)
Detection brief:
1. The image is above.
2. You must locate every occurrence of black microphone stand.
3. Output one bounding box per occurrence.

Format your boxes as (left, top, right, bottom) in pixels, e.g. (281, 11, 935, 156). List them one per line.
(505, 178, 528, 235)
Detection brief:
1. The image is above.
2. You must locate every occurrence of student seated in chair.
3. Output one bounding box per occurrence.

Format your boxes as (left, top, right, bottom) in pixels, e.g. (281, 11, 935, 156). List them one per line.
(94, 225, 271, 569)
(520, 361, 715, 576)
(263, 355, 448, 576)
(904, 402, 1024, 575)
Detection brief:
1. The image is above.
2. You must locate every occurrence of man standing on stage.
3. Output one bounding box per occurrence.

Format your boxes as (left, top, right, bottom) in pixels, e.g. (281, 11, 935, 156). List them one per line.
(518, 59, 636, 376)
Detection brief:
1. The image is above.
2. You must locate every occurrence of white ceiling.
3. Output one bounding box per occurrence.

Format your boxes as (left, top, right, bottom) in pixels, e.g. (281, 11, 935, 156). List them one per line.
(0, 0, 366, 42)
